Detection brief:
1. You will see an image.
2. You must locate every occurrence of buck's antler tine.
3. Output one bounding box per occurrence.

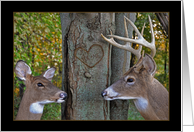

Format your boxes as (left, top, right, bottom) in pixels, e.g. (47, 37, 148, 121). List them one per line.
(124, 16, 142, 38)
(101, 31, 129, 51)
(124, 16, 129, 38)
(147, 15, 156, 57)
(101, 17, 148, 59)
(148, 15, 155, 47)
(138, 23, 146, 55)
(124, 17, 142, 59)
(141, 23, 145, 35)
(101, 30, 141, 59)
(108, 16, 145, 44)
(108, 15, 156, 58)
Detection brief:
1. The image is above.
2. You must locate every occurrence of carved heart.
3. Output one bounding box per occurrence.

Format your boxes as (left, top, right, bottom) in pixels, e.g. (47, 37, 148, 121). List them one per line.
(74, 44, 104, 68)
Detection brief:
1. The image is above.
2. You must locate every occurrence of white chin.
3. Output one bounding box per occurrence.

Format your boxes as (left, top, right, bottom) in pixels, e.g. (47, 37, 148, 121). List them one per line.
(104, 96, 137, 100)
(104, 97, 116, 100)
(56, 98, 65, 103)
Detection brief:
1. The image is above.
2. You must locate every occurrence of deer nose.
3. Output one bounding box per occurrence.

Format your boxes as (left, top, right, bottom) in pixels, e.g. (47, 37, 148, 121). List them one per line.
(60, 92, 67, 100)
(101, 90, 107, 97)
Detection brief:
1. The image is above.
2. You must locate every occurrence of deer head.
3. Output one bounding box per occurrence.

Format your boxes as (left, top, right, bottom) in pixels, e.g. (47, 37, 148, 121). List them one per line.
(101, 15, 169, 120)
(14, 60, 67, 120)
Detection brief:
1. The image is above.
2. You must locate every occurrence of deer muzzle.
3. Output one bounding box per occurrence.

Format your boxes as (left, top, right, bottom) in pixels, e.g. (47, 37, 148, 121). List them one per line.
(101, 90, 107, 97)
(59, 92, 67, 100)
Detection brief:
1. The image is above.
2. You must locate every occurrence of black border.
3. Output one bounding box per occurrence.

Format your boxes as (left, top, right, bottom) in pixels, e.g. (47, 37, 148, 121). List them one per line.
(1, 1, 181, 131)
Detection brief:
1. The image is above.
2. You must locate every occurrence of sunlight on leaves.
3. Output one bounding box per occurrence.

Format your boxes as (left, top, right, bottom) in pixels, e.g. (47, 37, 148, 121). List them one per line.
(14, 12, 63, 120)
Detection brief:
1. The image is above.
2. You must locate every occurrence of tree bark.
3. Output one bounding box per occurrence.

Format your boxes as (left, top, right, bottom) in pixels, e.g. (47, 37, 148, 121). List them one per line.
(60, 13, 142, 120)
(110, 13, 139, 120)
(155, 13, 169, 38)
(60, 13, 114, 120)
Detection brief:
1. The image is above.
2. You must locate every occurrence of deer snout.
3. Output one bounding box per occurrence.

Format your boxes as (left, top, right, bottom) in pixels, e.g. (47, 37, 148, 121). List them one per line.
(101, 90, 107, 97)
(60, 92, 67, 100)
(101, 87, 119, 100)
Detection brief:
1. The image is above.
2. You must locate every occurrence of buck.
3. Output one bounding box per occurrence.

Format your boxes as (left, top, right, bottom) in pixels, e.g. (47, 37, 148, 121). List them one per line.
(14, 60, 67, 120)
(101, 15, 169, 120)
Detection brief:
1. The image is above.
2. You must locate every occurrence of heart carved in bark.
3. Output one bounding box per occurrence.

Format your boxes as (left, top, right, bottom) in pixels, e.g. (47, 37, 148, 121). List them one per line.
(74, 44, 104, 68)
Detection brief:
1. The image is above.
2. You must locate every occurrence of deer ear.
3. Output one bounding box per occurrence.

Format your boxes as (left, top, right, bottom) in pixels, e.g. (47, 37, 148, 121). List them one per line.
(143, 54, 156, 76)
(134, 54, 143, 73)
(42, 67, 56, 81)
(15, 60, 32, 81)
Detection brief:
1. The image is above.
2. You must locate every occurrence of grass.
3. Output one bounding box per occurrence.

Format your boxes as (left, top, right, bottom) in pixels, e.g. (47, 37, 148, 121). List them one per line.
(128, 100, 144, 120)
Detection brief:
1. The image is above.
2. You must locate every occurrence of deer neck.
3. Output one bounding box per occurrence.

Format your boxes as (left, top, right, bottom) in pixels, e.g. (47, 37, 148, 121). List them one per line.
(15, 89, 43, 120)
(133, 77, 169, 120)
(133, 78, 169, 120)
(133, 97, 159, 120)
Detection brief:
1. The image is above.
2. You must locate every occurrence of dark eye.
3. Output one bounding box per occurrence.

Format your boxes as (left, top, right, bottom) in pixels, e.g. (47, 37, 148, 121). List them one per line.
(127, 78, 134, 82)
(37, 83, 44, 87)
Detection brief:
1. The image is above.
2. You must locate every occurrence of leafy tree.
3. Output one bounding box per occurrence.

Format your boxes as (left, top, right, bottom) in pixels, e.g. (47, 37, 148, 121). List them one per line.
(132, 13, 169, 90)
(14, 12, 63, 120)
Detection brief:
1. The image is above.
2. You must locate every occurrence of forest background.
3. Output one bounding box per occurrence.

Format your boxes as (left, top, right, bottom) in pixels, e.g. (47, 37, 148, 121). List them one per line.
(13, 12, 169, 120)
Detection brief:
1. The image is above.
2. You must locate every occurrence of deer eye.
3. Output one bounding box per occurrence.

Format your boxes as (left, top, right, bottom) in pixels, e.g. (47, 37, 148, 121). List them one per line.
(37, 83, 44, 87)
(127, 78, 134, 82)
(125, 76, 135, 84)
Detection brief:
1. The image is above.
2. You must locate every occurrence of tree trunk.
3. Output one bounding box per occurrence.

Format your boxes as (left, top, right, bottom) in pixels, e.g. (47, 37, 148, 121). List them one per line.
(110, 13, 139, 120)
(60, 13, 114, 120)
(155, 13, 169, 38)
(60, 13, 142, 120)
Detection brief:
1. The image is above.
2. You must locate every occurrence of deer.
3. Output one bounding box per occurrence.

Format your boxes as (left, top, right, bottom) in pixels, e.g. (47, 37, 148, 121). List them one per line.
(14, 60, 67, 120)
(100, 15, 169, 120)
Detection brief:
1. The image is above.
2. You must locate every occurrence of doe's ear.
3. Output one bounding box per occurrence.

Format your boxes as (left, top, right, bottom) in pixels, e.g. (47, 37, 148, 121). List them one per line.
(42, 67, 56, 81)
(15, 60, 32, 81)
(142, 53, 156, 76)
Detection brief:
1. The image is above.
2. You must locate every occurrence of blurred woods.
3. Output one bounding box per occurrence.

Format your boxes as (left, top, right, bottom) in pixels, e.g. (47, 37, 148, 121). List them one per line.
(13, 12, 169, 120)
(131, 12, 169, 91)
(14, 13, 62, 120)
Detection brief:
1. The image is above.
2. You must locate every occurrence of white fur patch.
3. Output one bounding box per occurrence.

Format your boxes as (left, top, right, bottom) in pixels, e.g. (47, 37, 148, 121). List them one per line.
(113, 96, 137, 100)
(134, 97, 148, 110)
(106, 86, 119, 97)
(29, 100, 55, 114)
(39, 100, 55, 104)
(18, 76, 26, 81)
(29, 99, 64, 114)
(56, 98, 65, 103)
(103, 97, 114, 100)
(103, 86, 119, 100)
(29, 102, 44, 114)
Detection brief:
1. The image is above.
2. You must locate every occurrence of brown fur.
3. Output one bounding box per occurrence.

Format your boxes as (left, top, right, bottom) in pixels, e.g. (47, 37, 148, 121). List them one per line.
(103, 54, 169, 120)
(15, 61, 66, 120)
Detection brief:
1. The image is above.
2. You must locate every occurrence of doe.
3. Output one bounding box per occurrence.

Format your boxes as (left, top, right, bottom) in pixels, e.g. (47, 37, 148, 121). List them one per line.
(14, 60, 67, 120)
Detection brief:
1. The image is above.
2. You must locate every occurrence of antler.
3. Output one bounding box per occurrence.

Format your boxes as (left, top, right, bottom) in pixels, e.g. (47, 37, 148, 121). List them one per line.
(101, 15, 155, 59)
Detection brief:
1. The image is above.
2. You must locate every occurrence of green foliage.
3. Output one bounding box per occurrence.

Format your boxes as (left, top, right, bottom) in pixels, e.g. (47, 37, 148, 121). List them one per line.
(128, 100, 144, 120)
(14, 13, 62, 120)
(41, 103, 61, 120)
(134, 13, 169, 91)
